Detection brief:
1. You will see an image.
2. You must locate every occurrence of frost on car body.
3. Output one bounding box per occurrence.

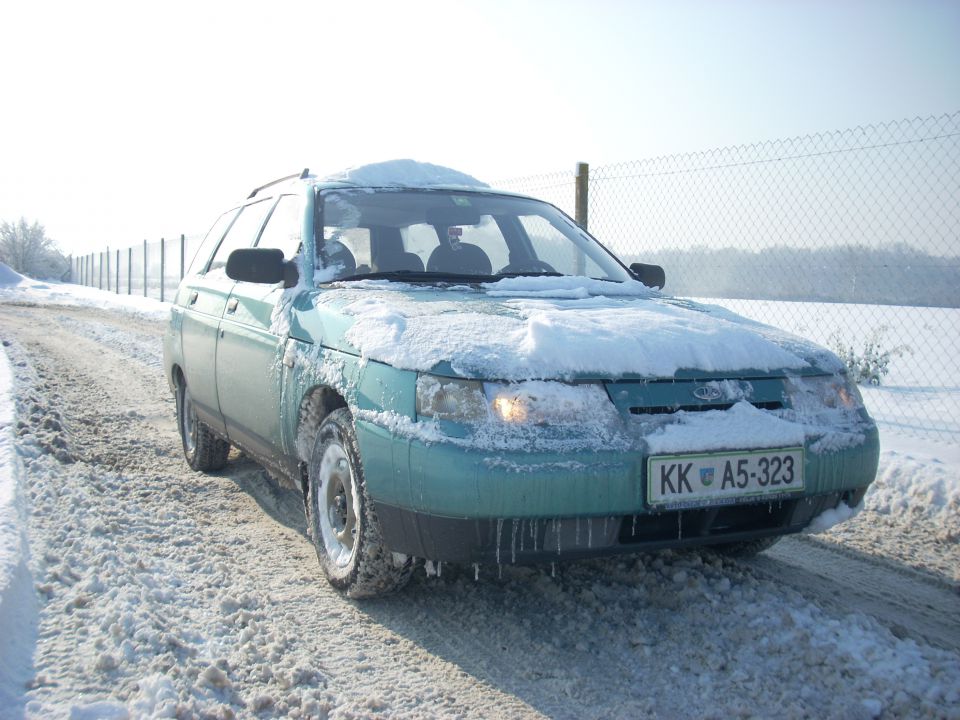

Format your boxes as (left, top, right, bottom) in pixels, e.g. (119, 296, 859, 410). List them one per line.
(161, 160, 880, 597)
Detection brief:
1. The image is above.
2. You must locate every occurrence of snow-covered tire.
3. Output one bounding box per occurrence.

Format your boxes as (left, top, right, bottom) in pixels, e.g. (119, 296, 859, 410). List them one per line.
(711, 535, 782, 558)
(175, 376, 230, 472)
(306, 408, 411, 598)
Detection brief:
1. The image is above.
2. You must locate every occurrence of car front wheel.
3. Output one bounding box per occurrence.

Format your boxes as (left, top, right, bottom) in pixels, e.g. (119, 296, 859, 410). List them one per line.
(307, 408, 411, 598)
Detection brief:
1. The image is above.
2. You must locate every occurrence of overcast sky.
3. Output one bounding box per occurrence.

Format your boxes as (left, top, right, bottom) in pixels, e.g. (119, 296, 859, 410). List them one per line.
(2, 0, 958, 254)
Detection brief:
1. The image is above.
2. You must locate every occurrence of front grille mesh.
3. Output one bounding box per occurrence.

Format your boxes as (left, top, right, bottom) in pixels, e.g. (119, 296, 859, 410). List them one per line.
(629, 400, 783, 416)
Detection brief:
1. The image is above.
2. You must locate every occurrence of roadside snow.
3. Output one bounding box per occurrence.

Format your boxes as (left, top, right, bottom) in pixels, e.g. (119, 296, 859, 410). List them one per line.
(0, 338, 37, 712)
(0, 262, 168, 321)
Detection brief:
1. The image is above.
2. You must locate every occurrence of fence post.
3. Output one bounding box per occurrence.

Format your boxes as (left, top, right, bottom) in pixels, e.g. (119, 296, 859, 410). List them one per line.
(575, 162, 589, 275)
(115, 248, 120, 294)
(143, 240, 148, 297)
(180, 233, 185, 280)
(160, 237, 165, 303)
(99, 252, 104, 290)
(128, 247, 132, 295)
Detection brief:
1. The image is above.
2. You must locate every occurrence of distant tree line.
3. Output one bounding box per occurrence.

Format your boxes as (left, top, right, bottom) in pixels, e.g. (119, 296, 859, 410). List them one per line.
(626, 243, 959, 308)
(0, 218, 68, 280)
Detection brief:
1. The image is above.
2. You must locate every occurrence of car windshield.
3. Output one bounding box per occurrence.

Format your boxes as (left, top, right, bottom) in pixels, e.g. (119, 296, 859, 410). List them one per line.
(315, 188, 633, 284)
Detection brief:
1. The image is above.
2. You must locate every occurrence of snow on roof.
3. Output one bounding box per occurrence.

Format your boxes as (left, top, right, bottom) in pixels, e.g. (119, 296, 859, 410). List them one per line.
(0, 263, 27, 288)
(322, 159, 489, 189)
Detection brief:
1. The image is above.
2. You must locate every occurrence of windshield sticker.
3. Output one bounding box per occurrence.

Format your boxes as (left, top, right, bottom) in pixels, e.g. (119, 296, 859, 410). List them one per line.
(452, 196, 472, 207)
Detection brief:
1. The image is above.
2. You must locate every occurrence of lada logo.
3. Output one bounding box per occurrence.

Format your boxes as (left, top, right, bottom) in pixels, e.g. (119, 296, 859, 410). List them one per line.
(693, 385, 723, 402)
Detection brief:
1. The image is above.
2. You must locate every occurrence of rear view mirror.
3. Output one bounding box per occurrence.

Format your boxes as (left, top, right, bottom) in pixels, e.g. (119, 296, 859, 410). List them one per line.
(629, 262, 665, 290)
(226, 248, 299, 288)
(425, 206, 482, 227)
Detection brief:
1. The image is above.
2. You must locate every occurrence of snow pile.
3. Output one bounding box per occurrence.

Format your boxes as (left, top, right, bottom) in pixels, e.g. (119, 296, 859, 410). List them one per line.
(327, 281, 815, 380)
(483, 275, 655, 298)
(0, 343, 36, 712)
(0, 263, 28, 287)
(323, 159, 489, 189)
(869, 449, 960, 530)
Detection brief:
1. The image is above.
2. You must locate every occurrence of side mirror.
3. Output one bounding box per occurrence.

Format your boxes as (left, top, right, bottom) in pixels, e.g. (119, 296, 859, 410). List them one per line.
(226, 248, 299, 288)
(629, 262, 665, 290)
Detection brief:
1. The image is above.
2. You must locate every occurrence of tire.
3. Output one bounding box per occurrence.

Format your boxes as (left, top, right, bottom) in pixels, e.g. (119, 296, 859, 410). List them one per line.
(306, 408, 411, 598)
(176, 376, 230, 472)
(711, 535, 782, 558)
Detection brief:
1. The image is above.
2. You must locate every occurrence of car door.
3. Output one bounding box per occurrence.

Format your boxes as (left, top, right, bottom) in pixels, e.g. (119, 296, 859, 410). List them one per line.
(180, 198, 274, 432)
(216, 194, 303, 472)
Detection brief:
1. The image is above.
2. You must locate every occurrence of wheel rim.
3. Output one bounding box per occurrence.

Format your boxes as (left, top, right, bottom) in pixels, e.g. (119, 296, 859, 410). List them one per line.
(180, 383, 198, 456)
(316, 441, 358, 568)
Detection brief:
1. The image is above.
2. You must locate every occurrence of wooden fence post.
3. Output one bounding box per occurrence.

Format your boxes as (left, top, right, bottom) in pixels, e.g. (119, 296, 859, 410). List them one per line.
(575, 162, 589, 275)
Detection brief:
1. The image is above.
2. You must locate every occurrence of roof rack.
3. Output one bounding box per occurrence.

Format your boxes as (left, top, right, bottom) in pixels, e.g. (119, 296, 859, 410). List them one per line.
(247, 168, 310, 199)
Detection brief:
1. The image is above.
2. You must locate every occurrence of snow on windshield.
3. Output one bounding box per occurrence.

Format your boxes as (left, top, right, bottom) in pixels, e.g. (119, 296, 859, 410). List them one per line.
(320, 280, 813, 380)
(322, 159, 489, 188)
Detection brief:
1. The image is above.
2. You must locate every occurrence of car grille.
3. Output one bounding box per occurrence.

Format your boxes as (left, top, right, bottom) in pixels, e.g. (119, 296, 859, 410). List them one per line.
(628, 400, 783, 416)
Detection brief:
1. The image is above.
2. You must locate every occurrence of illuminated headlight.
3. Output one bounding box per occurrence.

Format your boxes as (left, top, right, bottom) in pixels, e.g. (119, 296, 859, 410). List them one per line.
(416, 374, 616, 425)
(785, 375, 864, 411)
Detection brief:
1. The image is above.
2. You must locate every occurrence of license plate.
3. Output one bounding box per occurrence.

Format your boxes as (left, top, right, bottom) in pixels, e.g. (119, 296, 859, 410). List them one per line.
(647, 448, 804, 509)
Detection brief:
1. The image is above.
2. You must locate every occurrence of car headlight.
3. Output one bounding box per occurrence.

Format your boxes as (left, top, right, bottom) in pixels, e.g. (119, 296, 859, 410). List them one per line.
(785, 374, 864, 412)
(416, 374, 616, 425)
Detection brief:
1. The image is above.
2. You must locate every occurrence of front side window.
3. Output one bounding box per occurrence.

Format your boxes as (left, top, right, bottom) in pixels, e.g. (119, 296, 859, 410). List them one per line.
(315, 189, 631, 284)
(206, 198, 274, 276)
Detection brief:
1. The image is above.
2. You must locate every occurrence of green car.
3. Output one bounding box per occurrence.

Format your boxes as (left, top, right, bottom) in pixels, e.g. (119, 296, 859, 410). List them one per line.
(162, 161, 879, 598)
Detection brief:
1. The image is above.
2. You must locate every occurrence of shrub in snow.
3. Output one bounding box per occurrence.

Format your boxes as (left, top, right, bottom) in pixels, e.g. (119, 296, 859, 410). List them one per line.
(829, 327, 908, 386)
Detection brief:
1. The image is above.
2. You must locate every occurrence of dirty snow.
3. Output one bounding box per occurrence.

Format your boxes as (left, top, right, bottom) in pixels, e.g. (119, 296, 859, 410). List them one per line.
(0, 277, 958, 718)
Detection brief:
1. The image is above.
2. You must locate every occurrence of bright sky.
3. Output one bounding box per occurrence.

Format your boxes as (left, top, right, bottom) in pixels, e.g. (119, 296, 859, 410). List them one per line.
(1, 0, 957, 255)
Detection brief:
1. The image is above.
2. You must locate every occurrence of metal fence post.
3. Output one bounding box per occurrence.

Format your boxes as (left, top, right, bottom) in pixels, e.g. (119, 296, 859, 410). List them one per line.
(143, 240, 148, 297)
(99, 252, 104, 290)
(160, 237, 166, 303)
(106, 247, 111, 292)
(115, 248, 120, 294)
(180, 233, 186, 280)
(128, 247, 132, 295)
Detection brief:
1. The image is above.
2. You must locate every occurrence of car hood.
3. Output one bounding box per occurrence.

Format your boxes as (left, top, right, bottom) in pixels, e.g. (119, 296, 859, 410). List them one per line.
(291, 277, 844, 381)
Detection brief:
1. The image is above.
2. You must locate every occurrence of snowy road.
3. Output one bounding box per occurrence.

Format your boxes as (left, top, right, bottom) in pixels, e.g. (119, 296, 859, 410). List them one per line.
(1, 302, 958, 719)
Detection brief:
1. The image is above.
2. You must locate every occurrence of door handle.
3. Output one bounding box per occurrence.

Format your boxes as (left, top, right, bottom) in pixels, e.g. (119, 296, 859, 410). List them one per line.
(188, 291, 198, 305)
(226, 298, 239, 314)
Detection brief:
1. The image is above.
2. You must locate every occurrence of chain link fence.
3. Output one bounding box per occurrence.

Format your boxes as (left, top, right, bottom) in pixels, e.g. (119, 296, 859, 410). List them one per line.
(497, 113, 960, 443)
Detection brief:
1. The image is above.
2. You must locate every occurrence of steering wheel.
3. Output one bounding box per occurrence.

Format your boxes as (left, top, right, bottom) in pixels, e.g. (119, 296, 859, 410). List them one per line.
(498, 259, 557, 275)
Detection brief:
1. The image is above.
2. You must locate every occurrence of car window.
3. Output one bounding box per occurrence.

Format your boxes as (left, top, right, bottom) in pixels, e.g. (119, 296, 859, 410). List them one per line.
(521, 215, 604, 277)
(257, 195, 302, 259)
(188, 208, 239, 276)
(206, 198, 274, 276)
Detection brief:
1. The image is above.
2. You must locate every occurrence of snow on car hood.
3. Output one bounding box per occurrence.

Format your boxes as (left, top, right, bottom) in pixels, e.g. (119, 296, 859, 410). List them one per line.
(308, 276, 842, 380)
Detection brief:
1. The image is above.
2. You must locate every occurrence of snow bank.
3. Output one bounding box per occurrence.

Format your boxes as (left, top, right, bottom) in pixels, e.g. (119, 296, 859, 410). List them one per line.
(0, 263, 28, 287)
(0, 343, 36, 711)
(869, 447, 960, 530)
(0, 265, 169, 321)
(329, 281, 815, 381)
(323, 159, 489, 189)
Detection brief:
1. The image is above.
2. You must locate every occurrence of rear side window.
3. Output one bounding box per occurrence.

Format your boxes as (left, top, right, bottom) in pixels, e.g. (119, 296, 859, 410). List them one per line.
(188, 209, 239, 276)
(206, 199, 274, 275)
(257, 195, 302, 259)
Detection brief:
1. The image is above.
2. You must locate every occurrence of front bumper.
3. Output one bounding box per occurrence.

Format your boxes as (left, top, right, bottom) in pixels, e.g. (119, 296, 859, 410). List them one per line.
(355, 419, 879, 563)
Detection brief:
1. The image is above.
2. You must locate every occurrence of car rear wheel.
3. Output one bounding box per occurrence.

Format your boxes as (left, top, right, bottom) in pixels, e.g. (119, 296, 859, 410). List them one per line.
(711, 535, 782, 558)
(307, 408, 411, 598)
(176, 376, 230, 471)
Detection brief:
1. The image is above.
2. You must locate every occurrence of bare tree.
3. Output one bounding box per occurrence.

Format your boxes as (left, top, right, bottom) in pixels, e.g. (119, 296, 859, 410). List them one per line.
(0, 218, 67, 279)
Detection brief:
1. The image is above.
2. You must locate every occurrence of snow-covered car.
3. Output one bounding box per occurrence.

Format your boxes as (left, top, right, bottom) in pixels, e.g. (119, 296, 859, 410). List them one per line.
(162, 161, 879, 598)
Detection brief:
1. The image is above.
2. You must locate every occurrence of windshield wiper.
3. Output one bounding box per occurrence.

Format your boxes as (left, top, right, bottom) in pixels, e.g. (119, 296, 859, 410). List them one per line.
(495, 271, 564, 278)
(335, 270, 500, 283)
